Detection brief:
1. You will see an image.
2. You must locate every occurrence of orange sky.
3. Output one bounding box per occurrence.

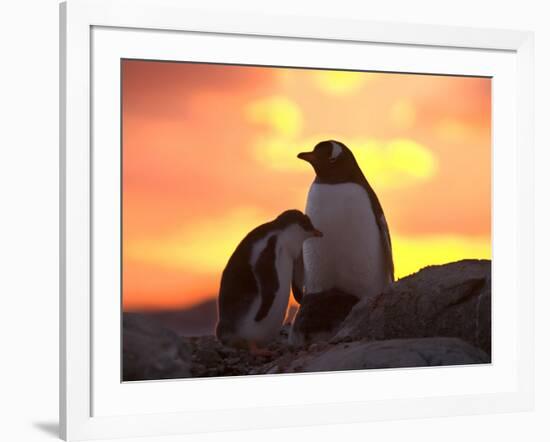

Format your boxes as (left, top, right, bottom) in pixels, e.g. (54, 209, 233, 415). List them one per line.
(122, 60, 491, 311)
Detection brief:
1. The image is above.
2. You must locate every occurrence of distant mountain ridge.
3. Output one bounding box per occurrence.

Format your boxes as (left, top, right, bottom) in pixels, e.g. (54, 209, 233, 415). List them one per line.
(126, 298, 218, 337)
(125, 297, 299, 338)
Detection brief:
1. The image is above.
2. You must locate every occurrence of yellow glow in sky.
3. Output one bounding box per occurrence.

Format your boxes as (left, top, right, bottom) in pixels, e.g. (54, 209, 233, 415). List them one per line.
(125, 206, 490, 285)
(392, 235, 491, 279)
(391, 99, 417, 129)
(314, 70, 370, 95)
(122, 60, 491, 311)
(251, 135, 437, 188)
(246, 96, 303, 137)
(125, 207, 266, 274)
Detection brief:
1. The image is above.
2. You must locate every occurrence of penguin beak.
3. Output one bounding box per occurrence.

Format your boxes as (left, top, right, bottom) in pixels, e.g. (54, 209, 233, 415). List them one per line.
(297, 151, 316, 163)
(312, 229, 323, 237)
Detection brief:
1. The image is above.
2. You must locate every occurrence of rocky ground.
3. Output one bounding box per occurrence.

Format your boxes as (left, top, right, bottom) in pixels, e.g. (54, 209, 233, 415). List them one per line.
(123, 259, 491, 381)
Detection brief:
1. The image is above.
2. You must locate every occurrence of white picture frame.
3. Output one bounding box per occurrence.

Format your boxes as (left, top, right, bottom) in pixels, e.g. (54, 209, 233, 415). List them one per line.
(60, 0, 534, 440)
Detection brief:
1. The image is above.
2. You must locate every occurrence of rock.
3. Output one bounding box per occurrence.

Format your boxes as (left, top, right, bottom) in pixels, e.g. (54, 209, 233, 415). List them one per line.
(289, 289, 359, 346)
(335, 259, 491, 355)
(217, 346, 239, 357)
(122, 313, 192, 381)
(266, 364, 281, 374)
(283, 337, 489, 373)
(192, 363, 208, 377)
(196, 335, 220, 353)
(225, 357, 241, 365)
(206, 367, 219, 376)
(308, 342, 328, 352)
(123, 260, 492, 379)
(195, 348, 221, 365)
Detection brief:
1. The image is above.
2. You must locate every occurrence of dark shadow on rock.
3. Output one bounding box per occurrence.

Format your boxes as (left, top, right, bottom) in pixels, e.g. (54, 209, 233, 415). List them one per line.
(289, 289, 359, 347)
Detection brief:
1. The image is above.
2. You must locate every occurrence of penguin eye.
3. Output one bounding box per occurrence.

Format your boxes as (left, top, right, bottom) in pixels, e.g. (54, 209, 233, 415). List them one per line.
(329, 156, 337, 164)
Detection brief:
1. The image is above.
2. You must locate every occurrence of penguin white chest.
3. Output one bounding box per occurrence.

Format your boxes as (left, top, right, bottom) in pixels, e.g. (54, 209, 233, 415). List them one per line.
(303, 183, 386, 298)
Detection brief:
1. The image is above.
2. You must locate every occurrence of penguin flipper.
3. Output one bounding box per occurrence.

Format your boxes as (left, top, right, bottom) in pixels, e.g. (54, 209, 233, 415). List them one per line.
(359, 178, 395, 283)
(291, 250, 305, 304)
(377, 213, 395, 282)
(254, 235, 280, 322)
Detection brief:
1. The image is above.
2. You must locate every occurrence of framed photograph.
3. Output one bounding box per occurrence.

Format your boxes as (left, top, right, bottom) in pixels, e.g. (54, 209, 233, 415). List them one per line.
(60, 0, 534, 440)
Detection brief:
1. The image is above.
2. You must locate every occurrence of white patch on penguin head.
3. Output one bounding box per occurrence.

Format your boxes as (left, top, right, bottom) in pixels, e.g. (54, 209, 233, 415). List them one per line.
(279, 224, 312, 259)
(274, 210, 323, 258)
(329, 141, 343, 161)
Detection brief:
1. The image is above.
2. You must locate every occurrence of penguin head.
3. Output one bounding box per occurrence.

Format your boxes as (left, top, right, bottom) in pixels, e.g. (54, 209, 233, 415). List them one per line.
(275, 210, 323, 241)
(297, 140, 362, 183)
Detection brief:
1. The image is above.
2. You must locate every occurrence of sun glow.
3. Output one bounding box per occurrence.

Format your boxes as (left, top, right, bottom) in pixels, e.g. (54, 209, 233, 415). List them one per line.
(125, 207, 266, 274)
(314, 70, 370, 95)
(246, 96, 303, 137)
(392, 235, 491, 279)
(122, 60, 491, 311)
(250, 134, 437, 189)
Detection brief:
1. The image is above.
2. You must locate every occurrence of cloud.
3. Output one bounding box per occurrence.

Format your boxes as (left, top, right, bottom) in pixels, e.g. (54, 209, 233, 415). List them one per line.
(127, 221, 491, 287)
(250, 135, 437, 188)
(249, 135, 314, 173)
(124, 207, 268, 274)
(390, 99, 416, 129)
(352, 138, 437, 187)
(122, 60, 277, 119)
(314, 70, 370, 95)
(435, 118, 481, 141)
(244, 95, 435, 189)
(245, 96, 303, 137)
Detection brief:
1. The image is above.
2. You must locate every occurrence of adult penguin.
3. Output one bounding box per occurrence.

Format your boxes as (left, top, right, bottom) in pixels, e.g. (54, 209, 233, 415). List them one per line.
(293, 139, 394, 304)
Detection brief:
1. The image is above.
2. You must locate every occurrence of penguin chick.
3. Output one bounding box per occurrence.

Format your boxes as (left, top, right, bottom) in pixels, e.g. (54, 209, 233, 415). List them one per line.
(216, 210, 322, 355)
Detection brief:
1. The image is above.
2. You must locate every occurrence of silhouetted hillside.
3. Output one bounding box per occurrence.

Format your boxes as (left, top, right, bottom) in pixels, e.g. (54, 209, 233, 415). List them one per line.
(126, 298, 218, 337)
